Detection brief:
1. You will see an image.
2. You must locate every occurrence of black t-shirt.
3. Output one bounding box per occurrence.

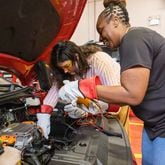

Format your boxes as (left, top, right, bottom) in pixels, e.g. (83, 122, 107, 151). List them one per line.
(119, 27, 165, 140)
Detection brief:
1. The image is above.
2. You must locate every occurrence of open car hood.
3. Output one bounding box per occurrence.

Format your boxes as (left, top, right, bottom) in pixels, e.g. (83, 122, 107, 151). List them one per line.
(0, 0, 87, 85)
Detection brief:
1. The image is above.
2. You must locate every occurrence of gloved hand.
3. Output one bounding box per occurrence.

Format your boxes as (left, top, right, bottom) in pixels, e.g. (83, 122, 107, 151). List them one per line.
(64, 100, 87, 119)
(37, 104, 53, 139)
(0, 146, 21, 165)
(37, 113, 51, 139)
(58, 76, 101, 103)
(64, 99, 108, 118)
(92, 100, 109, 113)
(78, 99, 108, 114)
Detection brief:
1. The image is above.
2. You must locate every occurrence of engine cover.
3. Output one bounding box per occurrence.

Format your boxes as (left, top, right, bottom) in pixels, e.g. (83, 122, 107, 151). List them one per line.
(49, 117, 133, 165)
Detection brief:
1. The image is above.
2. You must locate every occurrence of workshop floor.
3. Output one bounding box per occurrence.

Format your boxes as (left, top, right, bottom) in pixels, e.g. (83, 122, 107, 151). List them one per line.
(129, 114, 143, 165)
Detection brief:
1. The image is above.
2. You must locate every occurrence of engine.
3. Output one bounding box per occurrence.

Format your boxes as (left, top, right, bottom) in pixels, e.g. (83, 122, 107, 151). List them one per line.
(0, 77, 53, 164)
(0, 122, 39, 150)
(0, 76, 133, 165)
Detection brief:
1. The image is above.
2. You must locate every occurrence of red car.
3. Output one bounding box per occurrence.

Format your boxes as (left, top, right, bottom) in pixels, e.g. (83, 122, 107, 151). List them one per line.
(0, 1, 135, 164)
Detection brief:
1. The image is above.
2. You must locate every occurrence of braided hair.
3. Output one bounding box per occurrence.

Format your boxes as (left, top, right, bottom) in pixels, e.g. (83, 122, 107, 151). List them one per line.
(103, 0, 126, 8)
(100, 1, 130, 27)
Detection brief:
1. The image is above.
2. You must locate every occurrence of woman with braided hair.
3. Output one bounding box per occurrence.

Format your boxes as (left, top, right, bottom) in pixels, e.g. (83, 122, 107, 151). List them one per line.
(58, 2, 165, 165)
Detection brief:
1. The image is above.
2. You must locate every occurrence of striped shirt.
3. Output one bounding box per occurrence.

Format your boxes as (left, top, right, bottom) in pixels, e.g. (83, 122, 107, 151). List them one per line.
(43, 51, 120, 108)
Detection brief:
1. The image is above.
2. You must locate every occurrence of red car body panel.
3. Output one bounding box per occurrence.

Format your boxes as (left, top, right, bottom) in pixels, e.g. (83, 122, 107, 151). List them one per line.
(0, 0, 87, 85)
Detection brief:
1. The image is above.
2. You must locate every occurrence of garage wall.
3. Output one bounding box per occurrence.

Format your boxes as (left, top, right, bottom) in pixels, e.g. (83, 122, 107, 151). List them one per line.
(71, 0, 165, 45)
(127, 0, 165, 36)
(71, 0, 104, 45)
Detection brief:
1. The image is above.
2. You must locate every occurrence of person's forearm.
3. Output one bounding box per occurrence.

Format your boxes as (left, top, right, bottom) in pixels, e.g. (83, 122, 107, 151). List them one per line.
(96, 85, 141, 106)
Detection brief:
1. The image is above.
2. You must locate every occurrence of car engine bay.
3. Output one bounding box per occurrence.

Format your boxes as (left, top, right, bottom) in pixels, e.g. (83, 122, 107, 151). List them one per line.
(0, 75, 133, 165)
